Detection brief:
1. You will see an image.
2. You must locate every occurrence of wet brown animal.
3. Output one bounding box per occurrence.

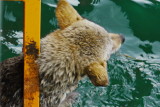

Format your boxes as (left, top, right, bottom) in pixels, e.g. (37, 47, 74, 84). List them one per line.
(0, 0, 125, 107)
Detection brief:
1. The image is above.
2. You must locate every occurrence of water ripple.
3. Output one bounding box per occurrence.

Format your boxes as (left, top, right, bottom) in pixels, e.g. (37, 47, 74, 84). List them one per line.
(74, 55, 160, 107)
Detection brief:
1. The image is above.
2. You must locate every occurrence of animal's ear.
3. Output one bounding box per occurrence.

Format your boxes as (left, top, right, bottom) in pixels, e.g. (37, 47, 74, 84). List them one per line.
(56, 0, 83, 29)
(85, 61, 109, 86)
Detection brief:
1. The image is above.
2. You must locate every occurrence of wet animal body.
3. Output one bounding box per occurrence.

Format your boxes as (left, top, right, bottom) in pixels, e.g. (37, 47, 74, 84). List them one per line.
(0, 0, 125, 106)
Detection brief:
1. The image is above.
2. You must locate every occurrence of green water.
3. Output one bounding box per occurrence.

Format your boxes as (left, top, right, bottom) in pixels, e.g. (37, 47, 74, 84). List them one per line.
(0, 0, 160, 106)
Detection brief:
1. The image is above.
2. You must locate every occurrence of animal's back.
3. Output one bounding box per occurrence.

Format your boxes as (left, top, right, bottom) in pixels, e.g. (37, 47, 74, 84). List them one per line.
(37, 31, 82, 106)
(0, 55, 23, 107)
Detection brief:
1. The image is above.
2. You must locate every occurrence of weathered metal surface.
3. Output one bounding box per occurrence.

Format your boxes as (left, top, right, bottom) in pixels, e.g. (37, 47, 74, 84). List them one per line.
(23, 0, 41, 106)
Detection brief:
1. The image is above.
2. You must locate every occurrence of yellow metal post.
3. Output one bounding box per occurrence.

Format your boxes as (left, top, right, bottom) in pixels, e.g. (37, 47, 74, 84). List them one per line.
(23, 0, 41, 107)
(1, 0, 41, 106)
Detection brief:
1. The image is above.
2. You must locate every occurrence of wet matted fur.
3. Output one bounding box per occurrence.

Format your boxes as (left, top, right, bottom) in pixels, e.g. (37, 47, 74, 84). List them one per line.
(0, 0, 125, 107)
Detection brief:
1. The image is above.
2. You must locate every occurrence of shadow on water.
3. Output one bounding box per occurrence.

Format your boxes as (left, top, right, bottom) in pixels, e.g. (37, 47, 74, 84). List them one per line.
(111, 0, 160, 42)
(132, 67, 153, 105)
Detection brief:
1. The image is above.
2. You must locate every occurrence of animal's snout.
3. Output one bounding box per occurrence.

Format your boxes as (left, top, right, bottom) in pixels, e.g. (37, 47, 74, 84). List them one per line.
(120, 35, 125, 44)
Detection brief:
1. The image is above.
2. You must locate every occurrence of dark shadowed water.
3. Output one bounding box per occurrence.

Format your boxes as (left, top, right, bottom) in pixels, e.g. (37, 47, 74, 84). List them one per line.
(0, 0, 160, 107)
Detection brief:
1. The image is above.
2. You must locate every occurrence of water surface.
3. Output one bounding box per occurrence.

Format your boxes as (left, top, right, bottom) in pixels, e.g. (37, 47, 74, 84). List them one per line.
(0, 0, 160, 106)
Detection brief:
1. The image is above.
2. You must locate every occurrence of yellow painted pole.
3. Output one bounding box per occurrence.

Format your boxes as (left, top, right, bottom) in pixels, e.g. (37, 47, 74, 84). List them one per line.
(1, 0, 41, 106)
(23, 0, 41, 107)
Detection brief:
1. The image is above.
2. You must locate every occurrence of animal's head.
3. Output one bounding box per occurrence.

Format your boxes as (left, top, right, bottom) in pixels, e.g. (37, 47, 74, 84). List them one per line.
(56, 0, 125, 86)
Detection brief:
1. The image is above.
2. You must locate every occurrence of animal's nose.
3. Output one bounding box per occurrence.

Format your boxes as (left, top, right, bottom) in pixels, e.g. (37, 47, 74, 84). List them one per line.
(120, 35, 125, 44)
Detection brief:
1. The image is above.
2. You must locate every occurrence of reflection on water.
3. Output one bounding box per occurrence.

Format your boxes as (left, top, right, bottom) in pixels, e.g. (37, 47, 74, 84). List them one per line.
(0, 1, 23, 61)
(1, 0, 160, 106)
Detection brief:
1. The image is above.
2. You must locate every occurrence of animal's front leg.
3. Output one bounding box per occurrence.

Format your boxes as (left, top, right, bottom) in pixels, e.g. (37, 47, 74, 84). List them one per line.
(58, 92, 79, 107)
